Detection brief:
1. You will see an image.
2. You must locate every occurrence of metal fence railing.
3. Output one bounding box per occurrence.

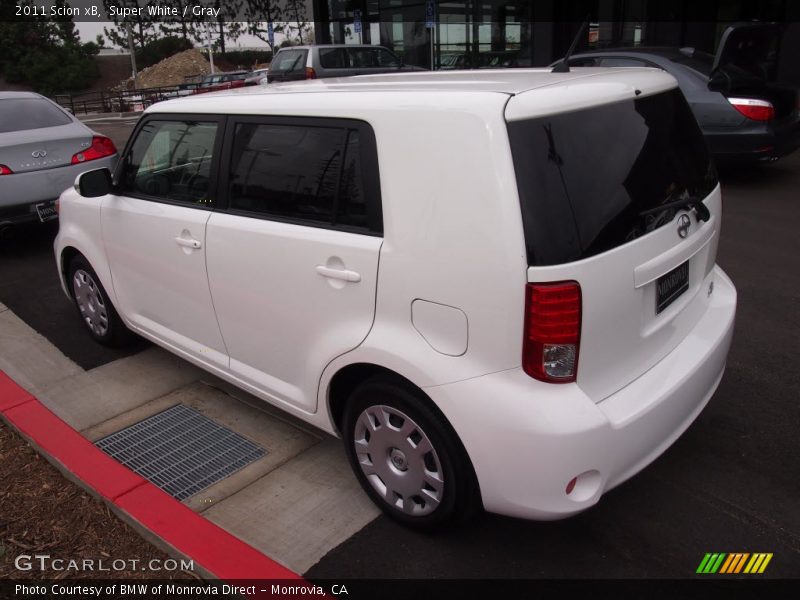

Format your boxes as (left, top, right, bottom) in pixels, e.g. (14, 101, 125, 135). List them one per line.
(53, 84, 200, 115)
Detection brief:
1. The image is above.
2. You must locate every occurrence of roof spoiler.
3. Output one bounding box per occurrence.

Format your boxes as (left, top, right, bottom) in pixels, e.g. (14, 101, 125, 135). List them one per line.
(552, 18, 591, 73)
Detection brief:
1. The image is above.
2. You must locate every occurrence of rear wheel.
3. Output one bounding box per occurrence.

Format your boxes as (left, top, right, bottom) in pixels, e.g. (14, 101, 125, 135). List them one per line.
(343, 375, 479, 529)
(68, 255, 134, 346)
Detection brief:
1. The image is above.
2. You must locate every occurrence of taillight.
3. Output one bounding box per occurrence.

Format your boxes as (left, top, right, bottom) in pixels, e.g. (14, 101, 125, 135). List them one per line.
(71, 136, 117, 165)
(522, 282, 581, 383)
(54, 198, 60, 214)
(305, 67, 317, 79)
(0, 164, 12, 175)
(728, 97, 775, 121)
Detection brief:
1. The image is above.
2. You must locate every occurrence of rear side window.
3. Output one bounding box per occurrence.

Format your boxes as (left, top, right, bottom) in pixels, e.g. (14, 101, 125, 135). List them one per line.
(348, 48, 401, 68)
(0, 98, 72, 133)
(270, 50, 307, 73)
(227, 121, 381, 234)
(508, 88, 718, 266)
(119, 119, 218, 206)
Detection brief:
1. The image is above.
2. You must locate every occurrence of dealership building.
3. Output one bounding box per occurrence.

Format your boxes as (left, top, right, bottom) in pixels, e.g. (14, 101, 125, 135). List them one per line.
(310, 0, 800, 83)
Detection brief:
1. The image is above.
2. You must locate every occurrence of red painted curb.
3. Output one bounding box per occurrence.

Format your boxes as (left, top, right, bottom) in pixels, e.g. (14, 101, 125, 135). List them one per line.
(0, 370, 302, 582)
(116, 485, 298, 580)
(0, 370, 35, 411)
(5, 400, 147, 501)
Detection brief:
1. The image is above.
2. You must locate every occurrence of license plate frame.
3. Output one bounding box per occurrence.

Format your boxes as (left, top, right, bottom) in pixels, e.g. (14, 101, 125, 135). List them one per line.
(655, 260, 689, 314)
(35, 201, 58, 223)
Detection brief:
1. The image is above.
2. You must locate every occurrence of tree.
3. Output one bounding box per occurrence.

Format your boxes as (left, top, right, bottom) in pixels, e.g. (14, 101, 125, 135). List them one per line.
(244, 0, 285, 54)
(102, 0, 158, 49)
(0, 0, 100, 94)
(185, 1, 245, 55)
(284, 0, 309, 44)
(157, 1, 198, 42)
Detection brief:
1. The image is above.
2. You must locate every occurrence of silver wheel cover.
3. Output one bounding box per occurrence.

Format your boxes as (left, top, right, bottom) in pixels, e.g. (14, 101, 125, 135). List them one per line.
(72, 269, 109, 337)
(354, 404, 445, 516)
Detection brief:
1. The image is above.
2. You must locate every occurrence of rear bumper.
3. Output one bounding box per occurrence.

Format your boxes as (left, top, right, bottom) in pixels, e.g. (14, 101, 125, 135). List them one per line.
(427, 266, 737, 520)
(705, 116, 800, 162)
(0, 156, 118, 217)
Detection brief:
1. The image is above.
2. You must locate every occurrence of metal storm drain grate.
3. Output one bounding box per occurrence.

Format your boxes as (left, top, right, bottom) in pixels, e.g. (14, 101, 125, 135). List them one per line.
(96, 404, 266, 501)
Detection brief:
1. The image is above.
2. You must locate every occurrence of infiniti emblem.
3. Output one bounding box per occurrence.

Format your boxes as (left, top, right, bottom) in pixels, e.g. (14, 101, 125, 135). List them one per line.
(677, 214, 691, 239)
(31, 150, 47, 158)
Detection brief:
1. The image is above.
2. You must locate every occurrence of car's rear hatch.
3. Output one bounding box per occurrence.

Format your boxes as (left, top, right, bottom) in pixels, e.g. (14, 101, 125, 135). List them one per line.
(711, 23, 799, 120)
(506, 70, 721, 402)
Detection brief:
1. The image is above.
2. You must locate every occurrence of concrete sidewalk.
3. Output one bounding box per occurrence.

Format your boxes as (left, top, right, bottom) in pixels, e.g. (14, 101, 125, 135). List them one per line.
(0, 301, 378, 573)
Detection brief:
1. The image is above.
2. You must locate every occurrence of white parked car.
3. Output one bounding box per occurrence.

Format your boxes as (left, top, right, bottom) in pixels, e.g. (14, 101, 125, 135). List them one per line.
(55, 69, 737, 528)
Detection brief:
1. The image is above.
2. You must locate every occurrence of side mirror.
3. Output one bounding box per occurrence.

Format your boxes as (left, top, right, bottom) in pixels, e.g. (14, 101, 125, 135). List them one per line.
(708, 69, 731, 94)
(74, 168, 112, 198)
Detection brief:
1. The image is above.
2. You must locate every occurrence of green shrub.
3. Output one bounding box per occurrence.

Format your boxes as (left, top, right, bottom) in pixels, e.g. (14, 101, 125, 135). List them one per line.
(216, 50, 273, 69)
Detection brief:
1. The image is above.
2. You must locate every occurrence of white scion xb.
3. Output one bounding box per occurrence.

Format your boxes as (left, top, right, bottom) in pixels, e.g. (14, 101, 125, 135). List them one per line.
(55, 68, 737, 528)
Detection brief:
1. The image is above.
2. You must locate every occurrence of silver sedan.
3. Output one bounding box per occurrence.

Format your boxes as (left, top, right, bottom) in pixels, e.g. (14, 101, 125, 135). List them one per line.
(0, 92, 118, 235)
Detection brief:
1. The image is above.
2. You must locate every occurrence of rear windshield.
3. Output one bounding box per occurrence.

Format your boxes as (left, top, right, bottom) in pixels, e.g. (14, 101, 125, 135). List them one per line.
(0, 98, 72, 133)
(508, 88, 717, 266)
(271, 50, 307, 73)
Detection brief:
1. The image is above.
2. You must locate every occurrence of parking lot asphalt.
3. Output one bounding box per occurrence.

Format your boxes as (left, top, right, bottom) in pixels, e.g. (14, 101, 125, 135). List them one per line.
(0, 116, 798, 579)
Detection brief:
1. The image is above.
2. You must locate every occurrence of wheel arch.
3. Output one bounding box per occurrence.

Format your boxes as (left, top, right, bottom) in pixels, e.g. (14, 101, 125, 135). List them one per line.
(326, 360, 484, 515)
(59, 245, 82, 298)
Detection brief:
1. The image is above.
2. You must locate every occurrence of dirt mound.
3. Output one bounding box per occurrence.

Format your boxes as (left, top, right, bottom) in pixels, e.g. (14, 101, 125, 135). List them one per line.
(120, 48, 211, 90)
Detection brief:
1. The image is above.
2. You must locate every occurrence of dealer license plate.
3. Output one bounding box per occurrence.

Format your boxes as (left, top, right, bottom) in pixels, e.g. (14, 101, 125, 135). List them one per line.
(35, 201, 58, 223)
(656, 261, 689, 314)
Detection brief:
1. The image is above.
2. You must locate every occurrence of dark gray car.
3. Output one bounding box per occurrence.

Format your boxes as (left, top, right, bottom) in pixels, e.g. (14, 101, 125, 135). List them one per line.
(267, 45, 425, 83)
(0, 92, 118, 234)
(553, 24, 800, 163)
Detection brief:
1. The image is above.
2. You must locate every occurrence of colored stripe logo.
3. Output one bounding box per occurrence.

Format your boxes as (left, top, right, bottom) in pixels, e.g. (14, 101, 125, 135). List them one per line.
(696, 553, 773, 574)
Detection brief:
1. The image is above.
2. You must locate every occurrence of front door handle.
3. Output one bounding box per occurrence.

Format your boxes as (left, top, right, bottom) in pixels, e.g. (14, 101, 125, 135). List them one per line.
(315, 265, 361, 282)
(175, 236, 202, 249)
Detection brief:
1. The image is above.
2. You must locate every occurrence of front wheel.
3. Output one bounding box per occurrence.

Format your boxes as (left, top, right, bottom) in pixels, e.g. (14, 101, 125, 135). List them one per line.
(343, 376, 479, 529)
(68, 256, 135, 347)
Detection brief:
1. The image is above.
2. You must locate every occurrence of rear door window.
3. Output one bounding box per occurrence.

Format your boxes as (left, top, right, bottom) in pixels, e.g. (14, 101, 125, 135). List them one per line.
(319, 48, 348, 69)
(224, 119, 382, 234)
(0, 98, 72, 133)
(507, 88, 717, 266)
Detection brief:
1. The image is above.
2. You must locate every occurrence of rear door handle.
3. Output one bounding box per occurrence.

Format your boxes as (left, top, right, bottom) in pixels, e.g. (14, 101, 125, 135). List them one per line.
(175, 237, 202, 249)
(315, 265, 361, 282)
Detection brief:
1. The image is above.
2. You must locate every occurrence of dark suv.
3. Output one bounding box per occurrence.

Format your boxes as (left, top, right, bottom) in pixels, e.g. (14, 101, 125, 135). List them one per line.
(267, 45, 424, 83)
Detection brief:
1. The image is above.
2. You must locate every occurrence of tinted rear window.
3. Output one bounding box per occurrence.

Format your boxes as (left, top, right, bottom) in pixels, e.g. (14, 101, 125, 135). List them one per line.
(508, 88, 717, 266)
(271, 50, 307, 73)
(0, 98, 72, 133)
(227, 122, 381, 233)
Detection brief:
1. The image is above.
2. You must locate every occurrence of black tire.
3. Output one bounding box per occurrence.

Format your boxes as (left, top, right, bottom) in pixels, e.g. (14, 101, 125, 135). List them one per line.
(343, 375, 480, 530)
(67, 255, 135, 347)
